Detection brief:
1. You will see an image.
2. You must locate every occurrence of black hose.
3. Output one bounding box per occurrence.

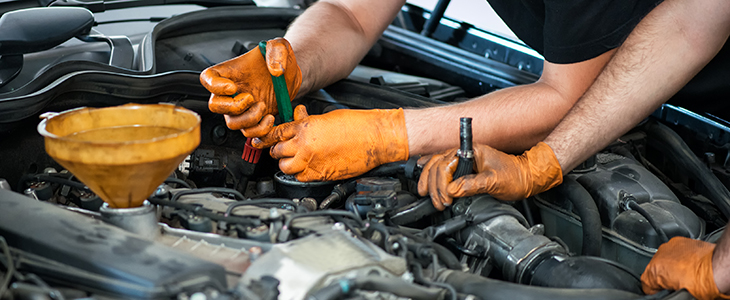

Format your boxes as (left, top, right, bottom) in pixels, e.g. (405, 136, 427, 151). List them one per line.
(164, 178, 191, 189)
(440, 270, 643, 300)
(387, 227, 461, 270)
(148, 197, 259, 226)
(225, 199, 299, 216)
(527, 255, 642, 293)
(307, 276, 445, 300)
(423, 207, 528, 241)
(642, 121, 730, 219)
(555, 177, 602, 256)
(362, 162, 407, 177)
(170, 187, 244, 202)
(627, 201, 670, 244)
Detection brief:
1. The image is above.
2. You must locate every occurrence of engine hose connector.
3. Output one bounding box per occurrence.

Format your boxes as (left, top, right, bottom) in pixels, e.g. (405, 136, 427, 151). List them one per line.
(454, 117, 474, 180)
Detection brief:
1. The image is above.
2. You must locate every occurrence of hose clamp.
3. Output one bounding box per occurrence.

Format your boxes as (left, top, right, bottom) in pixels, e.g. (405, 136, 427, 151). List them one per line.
(456, 149, 474, 159)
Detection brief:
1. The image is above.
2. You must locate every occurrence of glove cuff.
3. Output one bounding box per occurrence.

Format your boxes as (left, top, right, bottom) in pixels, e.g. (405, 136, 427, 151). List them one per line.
(524, 142, 563, 197)
(374, 108, 410, 165)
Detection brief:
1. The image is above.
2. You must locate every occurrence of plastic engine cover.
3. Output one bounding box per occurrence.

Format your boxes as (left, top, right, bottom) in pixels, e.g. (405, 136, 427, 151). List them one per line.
(0, 189, 226, 299)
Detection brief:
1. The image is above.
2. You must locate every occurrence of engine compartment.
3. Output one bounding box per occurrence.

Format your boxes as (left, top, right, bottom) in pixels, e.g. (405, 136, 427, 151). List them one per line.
(0, 4, 728, 300)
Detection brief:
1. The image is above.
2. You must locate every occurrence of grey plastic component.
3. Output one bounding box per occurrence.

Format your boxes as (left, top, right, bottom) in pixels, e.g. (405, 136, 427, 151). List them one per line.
(0, 7, 94, 55)
(0, 189, 226, 299)
(241, 230, 407, 300)
(534, 155, 704, 275)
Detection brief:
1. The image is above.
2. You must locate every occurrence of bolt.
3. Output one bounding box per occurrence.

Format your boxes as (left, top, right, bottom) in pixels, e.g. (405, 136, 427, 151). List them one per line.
(190, 292, 207, 300)
(249, 246, 262, 260)
(212, 125, 227, 138)
(184, 53, 194, 61)
(269, 207, 280, 219)
(332, 222, 346, 231)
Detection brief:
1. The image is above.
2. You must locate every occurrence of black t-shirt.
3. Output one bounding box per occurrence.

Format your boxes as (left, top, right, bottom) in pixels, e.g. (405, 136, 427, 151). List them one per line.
(487, 0, 663, 64)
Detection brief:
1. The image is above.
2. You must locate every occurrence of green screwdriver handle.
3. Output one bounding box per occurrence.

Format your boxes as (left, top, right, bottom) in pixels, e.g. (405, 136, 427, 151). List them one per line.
(259, 41, 294, 123)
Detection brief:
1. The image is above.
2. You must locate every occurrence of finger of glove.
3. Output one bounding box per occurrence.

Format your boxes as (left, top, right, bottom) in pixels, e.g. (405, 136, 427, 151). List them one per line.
(270, 139, 299, 159)
(266, 38, 291, 77)
(418, 150, 457, 196)
(418, 153, 445, 196)
(223, 101, 267, 130)
(429, 157, 458, 210)
(200, 68, 237, 95)
(447, 173, 491, 198)
(293, 104, 309, 120)
(209, 93, 256, 115)
(279, 156, 307, 176)
(436, 157, 459, 207)
(242, 114, 275, 138)
(252, 120, 300, 148)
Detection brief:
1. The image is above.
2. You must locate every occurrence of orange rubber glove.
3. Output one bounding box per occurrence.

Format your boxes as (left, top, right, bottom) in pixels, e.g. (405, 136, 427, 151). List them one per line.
(642, 237, 730, 300)
(252, 105, 409, 182)
(199, 37, 302, 138)
(418, 142, 563, 210)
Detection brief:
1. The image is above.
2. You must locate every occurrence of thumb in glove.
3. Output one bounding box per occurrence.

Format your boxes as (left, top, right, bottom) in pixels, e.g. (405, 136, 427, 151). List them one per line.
(418, 142, 563, 210)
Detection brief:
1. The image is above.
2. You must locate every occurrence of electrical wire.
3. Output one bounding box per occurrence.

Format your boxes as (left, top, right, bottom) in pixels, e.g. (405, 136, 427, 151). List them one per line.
(224, 199, 298, 216)
(170, 187, 244, 202)
(148, 197, 259, 226)
(285, 210, 365, 229)
(19, 174, 89, 191)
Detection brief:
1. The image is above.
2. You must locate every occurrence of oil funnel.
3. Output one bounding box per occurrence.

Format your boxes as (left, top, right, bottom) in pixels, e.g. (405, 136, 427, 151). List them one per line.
(38, 103, 200, 208)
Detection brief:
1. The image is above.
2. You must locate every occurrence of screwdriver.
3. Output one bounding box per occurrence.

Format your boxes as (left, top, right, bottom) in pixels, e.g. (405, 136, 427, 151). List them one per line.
(242, 40, 295, 163)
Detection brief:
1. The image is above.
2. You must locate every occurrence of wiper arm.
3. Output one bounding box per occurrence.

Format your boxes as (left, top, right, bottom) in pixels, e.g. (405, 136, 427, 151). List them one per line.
(44, 0, 254, 13)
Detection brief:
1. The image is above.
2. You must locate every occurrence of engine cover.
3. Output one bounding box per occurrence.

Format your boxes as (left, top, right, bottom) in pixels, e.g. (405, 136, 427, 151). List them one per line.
(0, 189, 227, 299)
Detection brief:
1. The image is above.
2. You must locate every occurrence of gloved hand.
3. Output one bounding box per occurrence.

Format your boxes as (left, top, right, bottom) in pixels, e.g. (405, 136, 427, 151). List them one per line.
(417, 142, 563, 210)
(252, 105, 409, 181)
(200, 37, 302, 137)
(642, 237, 730, 300)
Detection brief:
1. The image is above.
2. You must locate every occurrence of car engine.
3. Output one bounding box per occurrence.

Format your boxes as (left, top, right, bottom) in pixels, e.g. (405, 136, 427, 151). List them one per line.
(0, 3, 728, 300)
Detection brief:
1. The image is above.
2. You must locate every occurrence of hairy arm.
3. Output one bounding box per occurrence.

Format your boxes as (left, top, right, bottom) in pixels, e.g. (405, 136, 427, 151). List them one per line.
(284, 0, 405, 96)
(405, 50, 615, 154)
(541, 0, 730, 292)
(545, 0, 730, 172)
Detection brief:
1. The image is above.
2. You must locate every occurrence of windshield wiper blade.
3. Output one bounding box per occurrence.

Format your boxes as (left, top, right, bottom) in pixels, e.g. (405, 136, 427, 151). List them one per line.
(44, 0, 254, 13)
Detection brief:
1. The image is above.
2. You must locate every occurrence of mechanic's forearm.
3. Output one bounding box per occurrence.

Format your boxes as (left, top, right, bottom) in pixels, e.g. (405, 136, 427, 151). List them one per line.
(404, 82, 575, 155)
(284, 0, 405, 96)
(713, 227, 730, 294)
(544, 0, 730, 173)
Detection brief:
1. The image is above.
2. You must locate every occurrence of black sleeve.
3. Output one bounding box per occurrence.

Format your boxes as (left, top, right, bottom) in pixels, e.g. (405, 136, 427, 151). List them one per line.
(488, 0, 663, 64)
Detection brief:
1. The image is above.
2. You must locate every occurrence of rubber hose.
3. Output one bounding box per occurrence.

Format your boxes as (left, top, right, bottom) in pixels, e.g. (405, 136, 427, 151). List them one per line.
(627, 201, 670, 243)
(527, 256, 642, 293)
(642, 121, 730, 219)
(364, 161, 407, 177)
(556, 177, 602, 256)
(440, 270, 642, 300)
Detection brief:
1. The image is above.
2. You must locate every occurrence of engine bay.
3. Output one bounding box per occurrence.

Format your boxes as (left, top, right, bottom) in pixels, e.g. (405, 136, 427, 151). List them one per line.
(0, 4, 729, 300)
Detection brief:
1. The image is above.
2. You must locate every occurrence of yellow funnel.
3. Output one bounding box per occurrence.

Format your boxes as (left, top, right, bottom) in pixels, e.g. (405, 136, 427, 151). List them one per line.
(38, 103, 200, 208)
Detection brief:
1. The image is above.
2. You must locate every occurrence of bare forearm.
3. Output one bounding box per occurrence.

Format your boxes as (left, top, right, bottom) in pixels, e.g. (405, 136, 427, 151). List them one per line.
(545, 0, 730, 173)
(284, 0, 404, 95)
(405, 82, 576, 155)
